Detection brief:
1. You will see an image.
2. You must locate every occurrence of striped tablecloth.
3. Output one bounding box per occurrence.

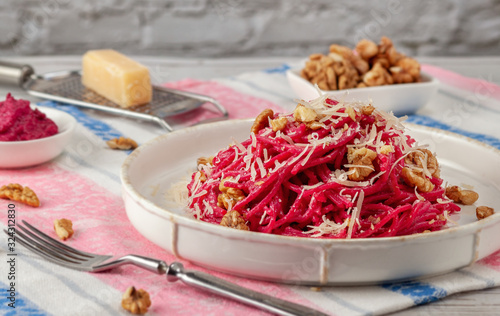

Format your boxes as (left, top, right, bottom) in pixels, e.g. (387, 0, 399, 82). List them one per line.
(1, 63, 500, 316)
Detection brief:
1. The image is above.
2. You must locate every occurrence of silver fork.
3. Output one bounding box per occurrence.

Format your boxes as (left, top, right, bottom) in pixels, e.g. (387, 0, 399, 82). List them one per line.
(8, 220, 329, 316)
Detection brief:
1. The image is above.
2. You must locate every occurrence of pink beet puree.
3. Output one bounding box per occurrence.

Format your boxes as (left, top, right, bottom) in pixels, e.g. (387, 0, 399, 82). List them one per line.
(0, 93, 58, 141)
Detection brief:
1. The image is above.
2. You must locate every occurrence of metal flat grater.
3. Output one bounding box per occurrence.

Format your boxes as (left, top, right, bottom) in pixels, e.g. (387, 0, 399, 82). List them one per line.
(0, 61, 228, 131)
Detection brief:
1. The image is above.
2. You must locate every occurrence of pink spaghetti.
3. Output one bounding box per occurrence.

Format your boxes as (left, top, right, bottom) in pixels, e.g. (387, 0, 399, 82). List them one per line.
(186, 96, 460, 238)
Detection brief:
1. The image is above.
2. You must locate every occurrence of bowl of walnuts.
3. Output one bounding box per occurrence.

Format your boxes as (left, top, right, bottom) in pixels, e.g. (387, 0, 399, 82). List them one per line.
(287, 37, 439, 115)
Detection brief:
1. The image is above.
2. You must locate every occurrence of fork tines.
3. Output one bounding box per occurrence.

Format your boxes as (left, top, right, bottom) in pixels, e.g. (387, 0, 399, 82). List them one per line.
(5, 220, 99, 270)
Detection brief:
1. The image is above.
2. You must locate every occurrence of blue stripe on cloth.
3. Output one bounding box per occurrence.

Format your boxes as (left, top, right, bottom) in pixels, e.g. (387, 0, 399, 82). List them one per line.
(381, 281, 447, 305)
(406, 115, 500, 150)
(37, 101, 123, 141)
(0, 283, 48, 316)
(263, 63, 291, 74)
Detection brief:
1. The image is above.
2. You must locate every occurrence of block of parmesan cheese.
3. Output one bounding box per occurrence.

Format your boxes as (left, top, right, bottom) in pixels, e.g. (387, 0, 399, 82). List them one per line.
(82, 49, 152, 108)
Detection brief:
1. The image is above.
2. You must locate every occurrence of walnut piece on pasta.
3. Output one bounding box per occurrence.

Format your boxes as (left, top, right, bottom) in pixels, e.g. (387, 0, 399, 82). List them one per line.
(347, 147, 377, 181)
(220, 210, 249, 231)
(251, 109, 274, 134)
(401, 149, 440, 193)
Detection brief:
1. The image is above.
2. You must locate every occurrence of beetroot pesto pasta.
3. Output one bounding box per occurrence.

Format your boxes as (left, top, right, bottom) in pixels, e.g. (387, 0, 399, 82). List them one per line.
(186, 96, 460, 238)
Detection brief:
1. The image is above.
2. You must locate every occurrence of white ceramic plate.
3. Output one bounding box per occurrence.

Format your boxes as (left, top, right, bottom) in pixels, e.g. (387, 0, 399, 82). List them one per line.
(121, 120, 500, 285)
(286, 67, 439, 116)
(0, 107, 76, 168)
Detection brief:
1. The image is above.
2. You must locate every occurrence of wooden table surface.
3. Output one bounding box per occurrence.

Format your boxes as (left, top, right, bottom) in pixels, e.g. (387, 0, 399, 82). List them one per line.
(1, 55, 499, 316)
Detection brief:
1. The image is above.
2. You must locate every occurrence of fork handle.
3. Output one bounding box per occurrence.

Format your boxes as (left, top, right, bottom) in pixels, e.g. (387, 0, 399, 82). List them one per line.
(166, 262, 328, 316)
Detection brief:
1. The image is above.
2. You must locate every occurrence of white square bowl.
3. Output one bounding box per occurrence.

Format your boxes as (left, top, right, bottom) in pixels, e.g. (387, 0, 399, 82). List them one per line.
(286, 67, 439, 115)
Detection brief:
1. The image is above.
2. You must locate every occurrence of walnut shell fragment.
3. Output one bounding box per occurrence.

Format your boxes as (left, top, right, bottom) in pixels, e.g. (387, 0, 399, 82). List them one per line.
(401, 149, 440, 193)
(251, 109, 274, 134)
(53, 218, 74, 241)
(121, 286, 152, 315)
(347, 147, 377, 181)
(197, 156, 214, 166)
(476, 206, 494, 220)
(220, 210, 249, 231)
(270, 117, 288, 132)
(294, 105, 318, 123)
(217, 178, 246, 210)
(106, 137, 138, 150)
(0, 183, 40, 207)
(445, 186, 479, 205)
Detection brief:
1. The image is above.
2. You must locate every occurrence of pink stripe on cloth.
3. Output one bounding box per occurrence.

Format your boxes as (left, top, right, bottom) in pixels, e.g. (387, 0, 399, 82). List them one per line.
(0, 165, 320, 315)
(422, 64, 500, 101)
(163, 79, 286, 125)
(479, 249, 500, 272)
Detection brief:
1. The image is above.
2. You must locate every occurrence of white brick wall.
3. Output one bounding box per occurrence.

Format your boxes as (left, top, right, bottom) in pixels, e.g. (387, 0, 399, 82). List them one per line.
(1, 0, 499, 57)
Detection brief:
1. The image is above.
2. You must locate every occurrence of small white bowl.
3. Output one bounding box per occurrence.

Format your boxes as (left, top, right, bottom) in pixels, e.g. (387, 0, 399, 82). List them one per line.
(286, 67, 439, 115)
(0, 107, 76, 168)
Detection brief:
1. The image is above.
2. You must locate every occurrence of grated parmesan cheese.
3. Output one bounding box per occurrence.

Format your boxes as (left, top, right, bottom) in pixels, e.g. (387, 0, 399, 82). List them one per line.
(288, 144, 310, 166)
(443, 210, 458, 226)
(301, 144, 317, 166)
(231, 137, 246, 152)
(256, 157, 266, 178)
(414, 186, 425, 201)
(259, 210, 267, 225)
(202, 199, 214, 217)
(303, 216, 349, 237)
(250, 161, 257, 181)
(330, 169, 370, 187)
(343, 164, 375, 171)
(191, 189, 208, 199)
(347, 190, 364, 239)
(250, 132, 257, 148)
(193, 203, 202, 218)
(436, 198, 452, 204)
(302, 182, 325, 190)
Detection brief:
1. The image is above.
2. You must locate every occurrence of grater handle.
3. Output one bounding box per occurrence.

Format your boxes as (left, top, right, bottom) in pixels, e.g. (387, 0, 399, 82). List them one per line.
(0, 61, 35, 87)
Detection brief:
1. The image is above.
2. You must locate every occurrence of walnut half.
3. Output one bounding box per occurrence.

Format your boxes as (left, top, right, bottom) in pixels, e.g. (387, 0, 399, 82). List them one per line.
(217, 178, 246, 210)
(53, 218, 74, 241)
(476, 206, 494, 220)
(445, 186, 479, 205)
(293, 105, 323, 130)
(0, 183, 40, 207)
(251, 109, 274, 134)
(401, 167, 433, 193)
(293, 105, 317, 123)
(220, 210, 249, 231)
(197, 156, 214, 166)
(107, 137, 138, 150)
(121, 286, 152, 315)
(347, 147, 377, 181)
(355, 39, 379, 60)
(363, 63, 394, 87)
(270, 117, 288, 132)
(401, 149, 440, 193)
